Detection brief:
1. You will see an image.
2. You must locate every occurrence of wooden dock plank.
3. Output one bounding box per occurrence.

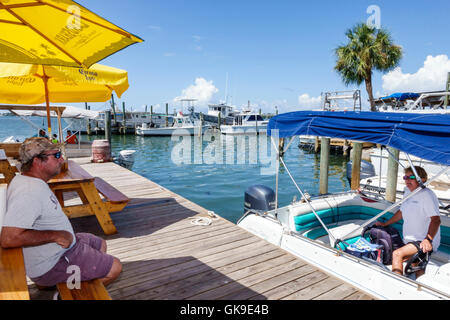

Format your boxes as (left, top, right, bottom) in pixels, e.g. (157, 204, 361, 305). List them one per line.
(27, 158, 374, 301)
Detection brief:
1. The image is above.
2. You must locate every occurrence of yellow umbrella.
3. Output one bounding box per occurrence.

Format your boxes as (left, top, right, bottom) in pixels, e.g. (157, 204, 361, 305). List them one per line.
(0, 62, 129, 105)
(0, 0, 143, 68)
(0, 0, 143, 133)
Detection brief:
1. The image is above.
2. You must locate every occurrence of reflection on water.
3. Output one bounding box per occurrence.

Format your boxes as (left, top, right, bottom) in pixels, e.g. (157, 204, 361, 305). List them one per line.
(0, 116, 351, 223)
(101, 133, 351, 223)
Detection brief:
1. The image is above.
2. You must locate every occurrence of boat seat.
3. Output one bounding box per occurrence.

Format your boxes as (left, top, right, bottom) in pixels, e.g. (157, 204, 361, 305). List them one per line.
(295, 205, 450, 254)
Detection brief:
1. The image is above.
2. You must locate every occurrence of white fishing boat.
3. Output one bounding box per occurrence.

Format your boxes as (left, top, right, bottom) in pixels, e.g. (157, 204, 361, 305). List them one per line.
(93, 110, 169, 134)
(204, 103, 238, 125)
(375, 91, 450, 113)
(237, 111, 450, 299)
(220, 108, 268, 135)
(359, 148, 450, 209)
(135, 111, 212, 136)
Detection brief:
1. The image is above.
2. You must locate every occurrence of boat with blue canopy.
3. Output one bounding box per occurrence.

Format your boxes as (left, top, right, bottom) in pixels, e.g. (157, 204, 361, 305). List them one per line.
(238, 111, 450, 299)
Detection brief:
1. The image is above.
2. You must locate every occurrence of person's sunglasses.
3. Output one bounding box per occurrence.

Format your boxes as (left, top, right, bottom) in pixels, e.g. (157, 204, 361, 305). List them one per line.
(38, 151, 62, 160)
(403, 175, 416, 180)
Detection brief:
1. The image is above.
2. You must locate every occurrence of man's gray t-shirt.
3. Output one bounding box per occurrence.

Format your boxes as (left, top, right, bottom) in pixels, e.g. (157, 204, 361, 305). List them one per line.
(3, 175, 76, 278)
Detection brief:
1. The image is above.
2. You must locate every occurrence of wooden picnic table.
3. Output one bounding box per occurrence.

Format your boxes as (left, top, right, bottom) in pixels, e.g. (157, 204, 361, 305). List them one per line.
(48, 160, 128, 235)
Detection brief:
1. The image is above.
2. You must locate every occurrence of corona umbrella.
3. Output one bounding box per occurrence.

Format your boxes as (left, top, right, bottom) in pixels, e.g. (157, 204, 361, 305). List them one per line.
(0, 0, 143, 133)
(0, 0, 143, 68)
(0, 62, 129, 105)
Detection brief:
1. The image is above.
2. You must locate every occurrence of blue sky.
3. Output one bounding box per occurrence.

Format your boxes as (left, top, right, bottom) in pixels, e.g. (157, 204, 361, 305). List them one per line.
(78, 0, 450, 114)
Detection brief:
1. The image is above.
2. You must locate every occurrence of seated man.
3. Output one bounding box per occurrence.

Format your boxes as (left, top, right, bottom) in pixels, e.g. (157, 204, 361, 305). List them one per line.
(376, 166, 440, 277)
(0, 137, 122, 289)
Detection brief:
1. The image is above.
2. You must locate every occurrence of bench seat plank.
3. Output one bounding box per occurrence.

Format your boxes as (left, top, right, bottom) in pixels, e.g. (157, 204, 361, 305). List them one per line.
(57, 279, 111, 300)
(0, 247, 30, 300)
(94, 177, 129, 204)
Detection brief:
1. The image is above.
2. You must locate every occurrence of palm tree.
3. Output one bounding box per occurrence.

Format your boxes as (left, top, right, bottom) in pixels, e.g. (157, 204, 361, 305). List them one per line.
(334, 23, 403, 111)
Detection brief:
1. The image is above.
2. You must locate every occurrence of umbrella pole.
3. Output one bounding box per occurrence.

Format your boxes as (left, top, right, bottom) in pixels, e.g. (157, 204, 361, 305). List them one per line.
(42, 69, 52, 136)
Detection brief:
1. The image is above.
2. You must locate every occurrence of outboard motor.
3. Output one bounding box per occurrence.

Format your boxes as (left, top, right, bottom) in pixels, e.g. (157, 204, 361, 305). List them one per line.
(244, 185, 275, 214)
(346, 160, 376, 185)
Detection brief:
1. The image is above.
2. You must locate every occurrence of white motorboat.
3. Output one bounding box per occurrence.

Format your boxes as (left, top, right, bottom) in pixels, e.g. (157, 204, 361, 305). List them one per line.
(238, 110, 450, 299)
(220, 109, 268, 135)
(135, 111, 212, 136)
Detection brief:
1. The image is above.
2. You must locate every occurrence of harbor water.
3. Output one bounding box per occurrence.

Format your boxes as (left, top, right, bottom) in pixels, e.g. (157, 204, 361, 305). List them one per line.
(0, 116, 351, 223)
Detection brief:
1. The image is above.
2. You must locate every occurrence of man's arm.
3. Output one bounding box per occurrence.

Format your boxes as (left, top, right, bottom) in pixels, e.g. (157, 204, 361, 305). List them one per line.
(0, 226, 73, 249)
(375, 209, 403, 227)
(420, 216, 441, 253)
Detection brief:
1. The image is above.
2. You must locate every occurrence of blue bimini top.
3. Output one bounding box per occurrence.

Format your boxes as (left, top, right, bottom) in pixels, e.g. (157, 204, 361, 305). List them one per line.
(267, 111, 450, 165)
(380, 92, 420, 101)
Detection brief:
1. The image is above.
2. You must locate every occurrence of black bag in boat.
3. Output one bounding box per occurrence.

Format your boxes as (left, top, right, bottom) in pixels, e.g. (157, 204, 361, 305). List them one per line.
(365, 226, 404, 265)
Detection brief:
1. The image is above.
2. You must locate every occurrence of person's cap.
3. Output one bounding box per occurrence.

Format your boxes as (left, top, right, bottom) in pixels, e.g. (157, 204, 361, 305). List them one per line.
(19, 137, 62, 164)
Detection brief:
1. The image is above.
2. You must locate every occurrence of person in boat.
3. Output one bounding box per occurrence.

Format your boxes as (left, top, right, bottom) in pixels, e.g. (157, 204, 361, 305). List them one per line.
(0, 137, 122, 289)
(375, 166, 441, 277)
(51, 134, 58, 144)
(32, 129, 48, 139)
(65, 130, 78, 144)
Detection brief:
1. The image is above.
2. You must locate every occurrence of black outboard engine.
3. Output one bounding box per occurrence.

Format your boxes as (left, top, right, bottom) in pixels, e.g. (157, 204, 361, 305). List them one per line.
(346, 160, 376, 185)
(244, 185, 276, 214)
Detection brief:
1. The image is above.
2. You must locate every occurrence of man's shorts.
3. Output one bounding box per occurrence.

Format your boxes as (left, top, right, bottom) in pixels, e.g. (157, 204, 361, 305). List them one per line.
(30, 233, 114, 287)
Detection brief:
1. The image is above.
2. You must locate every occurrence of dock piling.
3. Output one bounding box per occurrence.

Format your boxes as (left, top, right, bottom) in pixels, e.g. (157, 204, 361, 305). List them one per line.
(350, 142, 363, 190)
(319, 137, 330, 194)
(386, 147, 400, 202)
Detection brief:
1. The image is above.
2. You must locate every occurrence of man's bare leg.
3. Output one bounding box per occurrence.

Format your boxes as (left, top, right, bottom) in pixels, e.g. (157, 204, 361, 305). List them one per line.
(392, 244, 418, 275)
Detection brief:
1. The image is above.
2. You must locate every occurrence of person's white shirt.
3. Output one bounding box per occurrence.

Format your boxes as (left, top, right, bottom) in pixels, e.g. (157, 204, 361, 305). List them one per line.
(400, 187, 441, 251)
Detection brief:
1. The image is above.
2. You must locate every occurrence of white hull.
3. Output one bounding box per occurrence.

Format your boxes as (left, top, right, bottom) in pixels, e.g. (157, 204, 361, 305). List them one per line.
(220, 124, 267, 135)
(136, 126, 211, 136)
(238, 192, 450, 299)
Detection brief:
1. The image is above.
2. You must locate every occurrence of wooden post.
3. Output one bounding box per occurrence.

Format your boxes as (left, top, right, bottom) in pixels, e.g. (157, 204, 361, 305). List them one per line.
(150, 105, 153, 125)
(278, 138, 285, 158)
(343, 140, 349, 157)
(444, 72, 450, 108)
(85, 102, 91, 135)
(386, 147, 400, 202)
(319, 137, 330, 195)
(122, 102, 126, 134)
(314, 136, 320, 153)
(165, 103, 169, 127)
(110, 94, 117, 127)
(350, 142, 363, 190)
(198, 112, 203, 137)
(218, 112, 221, 130)
(104, 110, 111, 144)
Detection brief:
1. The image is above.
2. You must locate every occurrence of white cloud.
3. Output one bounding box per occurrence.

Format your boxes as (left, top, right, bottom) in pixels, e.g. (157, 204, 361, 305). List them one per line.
(163, 52, 176, 57)
(382, 55, 450, 93)
(174, 78, 219, 105)
(297, 93, 322, 110)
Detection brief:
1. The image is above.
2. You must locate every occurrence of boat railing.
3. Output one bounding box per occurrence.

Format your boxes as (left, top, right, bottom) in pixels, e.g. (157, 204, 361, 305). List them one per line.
(409, 91, 450, 110)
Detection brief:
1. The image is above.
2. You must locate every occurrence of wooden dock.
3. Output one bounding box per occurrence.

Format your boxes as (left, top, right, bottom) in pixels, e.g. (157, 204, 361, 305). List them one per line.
(28, 159, 374, 300)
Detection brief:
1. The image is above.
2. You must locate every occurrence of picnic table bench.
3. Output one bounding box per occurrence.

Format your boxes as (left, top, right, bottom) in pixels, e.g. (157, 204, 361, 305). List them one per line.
(0, 247, 30, 300)
(57, 279, 111, 300)
(48, 160, 129, 235)
(0, 149, 18, 184)
(0, 183, 30, 300)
